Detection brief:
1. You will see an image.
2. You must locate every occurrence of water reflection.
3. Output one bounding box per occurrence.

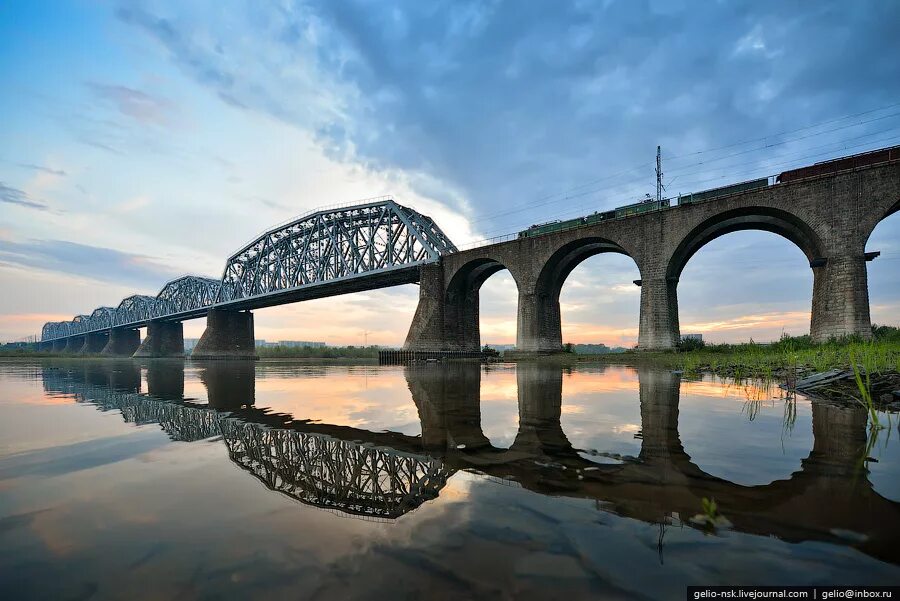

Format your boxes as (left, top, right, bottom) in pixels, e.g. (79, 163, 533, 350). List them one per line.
(38, 360, 900, 564)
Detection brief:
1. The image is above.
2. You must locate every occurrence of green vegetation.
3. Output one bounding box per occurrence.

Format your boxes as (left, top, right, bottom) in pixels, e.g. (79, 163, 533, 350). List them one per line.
(254, 345, 380, 359)
(0, 348, 60, 357)
(591, 327, 900, 381)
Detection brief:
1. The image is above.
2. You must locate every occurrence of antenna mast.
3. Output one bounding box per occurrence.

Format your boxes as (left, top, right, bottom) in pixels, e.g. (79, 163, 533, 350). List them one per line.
(656, 145, 665, 202)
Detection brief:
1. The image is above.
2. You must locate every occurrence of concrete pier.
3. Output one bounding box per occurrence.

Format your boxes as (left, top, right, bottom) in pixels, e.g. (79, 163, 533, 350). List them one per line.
(62, 335, 85, 353)
(191, 309, 256, 360)
(133, 321, 184, 358)
(79, 331, 109, 354)
(101, 328, 141, 356)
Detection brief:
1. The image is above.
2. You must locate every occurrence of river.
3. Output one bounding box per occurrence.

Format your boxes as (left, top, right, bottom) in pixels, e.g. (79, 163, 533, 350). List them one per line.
(0, 359, 897, 599)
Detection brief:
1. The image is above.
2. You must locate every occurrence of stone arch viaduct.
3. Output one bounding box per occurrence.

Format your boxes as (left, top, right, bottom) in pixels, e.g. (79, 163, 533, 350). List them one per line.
(405, 159, 900, 351)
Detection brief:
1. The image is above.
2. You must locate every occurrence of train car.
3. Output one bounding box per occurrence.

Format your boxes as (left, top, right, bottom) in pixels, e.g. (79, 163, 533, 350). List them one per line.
(678, 177, 769, 206)
(614, 198, 670, 219)
(518, 218, 583, 238)
(777, 145, 900, 183)
(584, 210, 616, 225)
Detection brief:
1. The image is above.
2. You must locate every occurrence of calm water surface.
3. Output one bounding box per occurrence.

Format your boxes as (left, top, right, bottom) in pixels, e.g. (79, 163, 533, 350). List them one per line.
(0, 359, 898, 599)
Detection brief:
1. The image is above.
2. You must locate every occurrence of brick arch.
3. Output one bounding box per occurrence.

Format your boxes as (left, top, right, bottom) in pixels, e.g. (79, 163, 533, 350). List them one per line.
(441, 256, 520, 351)
(519, 237, 638, 352)
(665, 206, 827, 280)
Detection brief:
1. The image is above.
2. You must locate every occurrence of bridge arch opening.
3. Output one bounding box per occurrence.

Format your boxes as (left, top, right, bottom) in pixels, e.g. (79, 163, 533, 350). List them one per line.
(549, 238, 641, 351)
(667, 207, 825, 282)
(446, 257, 519, 351)
(670, 208, 823, 343)
(677, 231, 814, 342)
(865, 204, 900, 333)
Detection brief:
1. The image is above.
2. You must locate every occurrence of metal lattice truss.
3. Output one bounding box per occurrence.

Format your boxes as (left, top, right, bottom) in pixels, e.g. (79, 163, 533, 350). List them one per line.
(219, 200, 456, 302)
(43, 369, 449, 519)
(41, 199, 456, 340)
(156, 276, 221, 315)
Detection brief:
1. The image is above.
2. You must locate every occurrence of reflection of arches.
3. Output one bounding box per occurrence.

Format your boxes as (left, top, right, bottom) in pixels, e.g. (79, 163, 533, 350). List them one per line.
(522, 238, 638, 351)
(444, 258, 518, 351)
(667, 207, 826, 280)
(407, 363, 489, 451)
(865, 208, 900, 328)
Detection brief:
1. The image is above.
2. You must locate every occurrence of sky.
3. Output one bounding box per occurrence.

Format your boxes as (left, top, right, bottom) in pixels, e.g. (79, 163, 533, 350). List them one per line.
(1, 0, 899, 346)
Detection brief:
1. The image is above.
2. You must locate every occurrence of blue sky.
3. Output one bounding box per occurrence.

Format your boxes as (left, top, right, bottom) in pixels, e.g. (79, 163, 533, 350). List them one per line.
(1, 0, 898, 345)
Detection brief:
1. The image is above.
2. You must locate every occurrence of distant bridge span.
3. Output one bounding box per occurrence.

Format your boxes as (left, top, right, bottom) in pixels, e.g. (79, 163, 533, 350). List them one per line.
(38, 147, 900, 355)
(39, 199, 456, 357)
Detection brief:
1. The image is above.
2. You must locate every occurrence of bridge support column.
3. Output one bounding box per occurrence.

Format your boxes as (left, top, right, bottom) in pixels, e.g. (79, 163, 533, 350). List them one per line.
(638, 277, 679, 351)
(405, 263, 449, 351)
(517, 291, 562, 353)
(80, 331, 109, 354)
(191, 309, 257, 360)
(101, 328, 140, 356)
(51, 338, 67, 352)
(810, 254, 872, 342)
(133, 321, 184, 358)
(63, 335, 85, 353)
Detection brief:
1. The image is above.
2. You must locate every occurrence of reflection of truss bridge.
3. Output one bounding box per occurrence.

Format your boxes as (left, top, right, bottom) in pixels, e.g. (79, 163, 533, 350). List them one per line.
(43, 369, 449, 520)
(222, 421, 447, 519)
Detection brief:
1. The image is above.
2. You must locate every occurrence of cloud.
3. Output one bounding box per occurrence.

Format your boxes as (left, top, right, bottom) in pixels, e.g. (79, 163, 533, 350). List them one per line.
(0, 239, 182, 288)
(17, 163, 67, 177)
(0, 182, 50, 211)
(115, 1, 900, 232)
(87, 83, 175, 128)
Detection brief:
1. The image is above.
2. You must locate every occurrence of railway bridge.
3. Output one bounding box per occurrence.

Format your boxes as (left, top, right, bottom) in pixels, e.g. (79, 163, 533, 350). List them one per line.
(406, 156, 900, 351)
(37, 148, 900, 354)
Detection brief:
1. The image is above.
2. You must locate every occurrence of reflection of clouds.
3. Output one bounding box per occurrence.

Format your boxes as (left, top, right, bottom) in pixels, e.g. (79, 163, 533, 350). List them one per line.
(612, 423, 640, 434)
(480, 368, 520, 448)
(196, 367, 421, 434)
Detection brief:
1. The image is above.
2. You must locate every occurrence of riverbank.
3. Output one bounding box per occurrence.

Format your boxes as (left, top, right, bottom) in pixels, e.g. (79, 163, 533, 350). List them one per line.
(576, 336, 900, 409)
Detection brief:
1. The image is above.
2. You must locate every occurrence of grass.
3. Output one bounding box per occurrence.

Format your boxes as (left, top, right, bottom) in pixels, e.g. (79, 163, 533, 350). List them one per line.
(255, 345, 380, 359)
(586, 332, 900, 383)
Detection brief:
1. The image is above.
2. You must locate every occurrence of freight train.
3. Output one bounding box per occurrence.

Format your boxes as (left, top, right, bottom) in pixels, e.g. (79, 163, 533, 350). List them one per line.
(518, 144, 900, 239)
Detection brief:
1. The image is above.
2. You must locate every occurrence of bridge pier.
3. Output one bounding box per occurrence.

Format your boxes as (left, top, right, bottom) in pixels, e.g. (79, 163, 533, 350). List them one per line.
(101, 328, 140, 356)
(79, 331, 109, 354)
(133, 321, 184, 358)
(516, 291, 563, 353)
(637, 277, 680, 351)
(810, 254, 872, 341)
(62, 335, 85, 353)
(191, 309, 257, 359)
(405, 263, 451, 351)
(51, 338, 67, 352)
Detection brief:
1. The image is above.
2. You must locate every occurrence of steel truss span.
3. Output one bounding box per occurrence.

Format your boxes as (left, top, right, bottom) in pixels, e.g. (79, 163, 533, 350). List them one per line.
(41, 199, 457, 341)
